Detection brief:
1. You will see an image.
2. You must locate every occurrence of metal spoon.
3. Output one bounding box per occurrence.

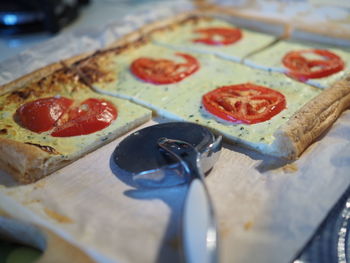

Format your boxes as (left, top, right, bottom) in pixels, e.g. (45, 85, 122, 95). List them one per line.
(113, 122, 222, 262)
(158, 136, 221, 263)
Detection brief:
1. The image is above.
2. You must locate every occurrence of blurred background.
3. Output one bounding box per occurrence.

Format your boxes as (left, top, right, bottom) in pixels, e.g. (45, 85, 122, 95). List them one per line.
(0, 0, 169, 62)
(0, 0, 349, 62)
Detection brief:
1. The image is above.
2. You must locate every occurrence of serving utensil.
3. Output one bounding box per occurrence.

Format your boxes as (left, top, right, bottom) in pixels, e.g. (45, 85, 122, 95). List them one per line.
(158, 137, 221, 263)
(114, 122, 221, 187)
(113, 122, 222, 263)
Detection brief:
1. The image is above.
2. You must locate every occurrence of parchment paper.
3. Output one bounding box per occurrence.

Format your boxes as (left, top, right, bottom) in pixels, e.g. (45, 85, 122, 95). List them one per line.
(0, 1, 350, 263)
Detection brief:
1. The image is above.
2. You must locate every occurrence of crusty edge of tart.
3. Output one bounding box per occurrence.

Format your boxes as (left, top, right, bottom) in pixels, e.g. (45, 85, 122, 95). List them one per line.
(0, 111, 151, 184)
(271, 75, 350, 159)
(0, 53, 91, 97)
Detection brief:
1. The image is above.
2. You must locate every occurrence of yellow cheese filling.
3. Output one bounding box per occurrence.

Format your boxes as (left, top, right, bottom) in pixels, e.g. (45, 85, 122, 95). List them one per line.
(0, 85, 151, 156)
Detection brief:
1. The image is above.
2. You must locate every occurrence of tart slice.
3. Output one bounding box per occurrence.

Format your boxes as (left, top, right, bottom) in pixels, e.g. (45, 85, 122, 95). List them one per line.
(150, 15, 278, 62)
(245, 40, 350, 88)
(0, 67, 151, 184)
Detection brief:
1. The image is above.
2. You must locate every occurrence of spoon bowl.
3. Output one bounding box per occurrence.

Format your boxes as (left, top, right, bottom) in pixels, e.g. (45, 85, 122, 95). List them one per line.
(113, 122, 221, 188)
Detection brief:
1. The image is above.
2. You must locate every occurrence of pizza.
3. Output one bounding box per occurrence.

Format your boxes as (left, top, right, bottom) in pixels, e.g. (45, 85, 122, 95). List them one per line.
(0, 12, 349, 183)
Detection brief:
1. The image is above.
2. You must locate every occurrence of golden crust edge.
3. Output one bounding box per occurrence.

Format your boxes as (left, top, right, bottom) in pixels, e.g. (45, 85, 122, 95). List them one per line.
(0, 138, 51, 184)
(271, 75, 350, 160)
(0, 53, 92, 96)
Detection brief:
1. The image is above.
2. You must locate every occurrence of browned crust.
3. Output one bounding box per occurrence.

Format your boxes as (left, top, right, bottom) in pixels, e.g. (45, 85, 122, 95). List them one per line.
(0, 53, 93, 97)
(0, 26, 143, 96)
(272, 75, 350, 159)
(0, 138, 53, 184)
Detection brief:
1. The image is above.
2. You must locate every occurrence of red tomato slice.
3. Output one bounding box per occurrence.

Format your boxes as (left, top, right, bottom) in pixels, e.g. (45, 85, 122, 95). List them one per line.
(16, 97, 73, 133)
(282, 49, 344, 80)
(202, 83, 286, 124)
(51, 98, 117, 137)
(193, 27, 242, 46)
(130, 53, 199, 84)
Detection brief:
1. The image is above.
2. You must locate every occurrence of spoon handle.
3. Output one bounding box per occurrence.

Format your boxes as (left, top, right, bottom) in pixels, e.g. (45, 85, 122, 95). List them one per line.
(157, 137, 219, 263)
(183, 177, 219, 263)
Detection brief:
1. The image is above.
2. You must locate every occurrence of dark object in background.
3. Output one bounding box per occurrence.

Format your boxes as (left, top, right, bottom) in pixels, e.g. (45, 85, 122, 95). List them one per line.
(0, 0, 89, 35)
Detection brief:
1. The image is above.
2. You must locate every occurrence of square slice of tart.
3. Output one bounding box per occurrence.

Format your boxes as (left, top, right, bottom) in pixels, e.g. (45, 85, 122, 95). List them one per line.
(0, 68, 151, 184)
(154, 74, 350, 159)
(245, 40, 350, 89)
(149, 15, 277, 62)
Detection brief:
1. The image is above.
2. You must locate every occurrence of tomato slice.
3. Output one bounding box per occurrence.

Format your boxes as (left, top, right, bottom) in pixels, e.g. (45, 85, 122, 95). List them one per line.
(51, 98, 117, 137)
(282, 49, 345, 80)
(193, 27, 242, 46)
(130, 53, 199, 84)
(202, 83, 286, 124)
(16, 97, 73, 133)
